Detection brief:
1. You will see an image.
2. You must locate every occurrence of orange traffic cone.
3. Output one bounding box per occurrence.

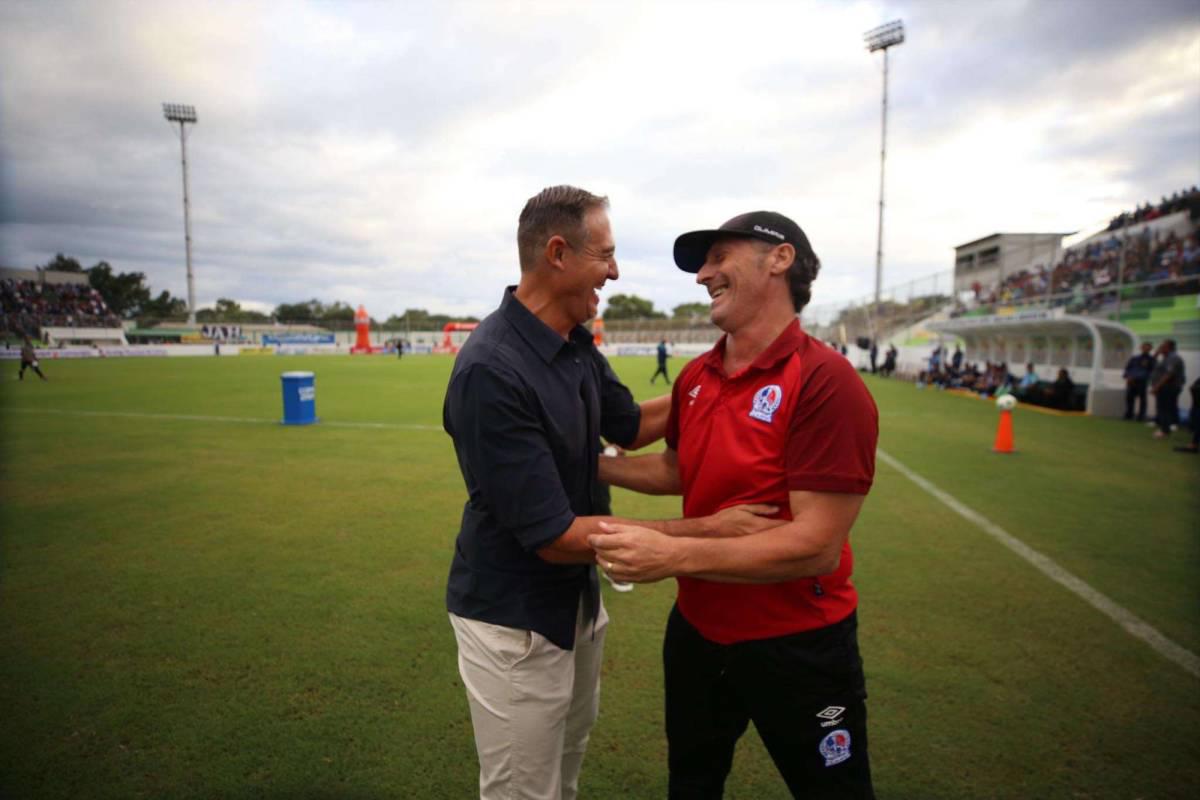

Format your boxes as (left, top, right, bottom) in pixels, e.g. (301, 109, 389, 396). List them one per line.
(993, 409, 1015, 453)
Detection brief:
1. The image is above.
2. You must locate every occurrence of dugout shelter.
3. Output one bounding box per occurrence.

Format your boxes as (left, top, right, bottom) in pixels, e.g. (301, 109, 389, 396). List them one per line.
(928, 308, 1138, 416)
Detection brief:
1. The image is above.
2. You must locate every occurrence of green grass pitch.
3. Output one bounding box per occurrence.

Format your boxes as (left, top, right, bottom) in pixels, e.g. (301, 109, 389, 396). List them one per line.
(1, 354, 1198, 798)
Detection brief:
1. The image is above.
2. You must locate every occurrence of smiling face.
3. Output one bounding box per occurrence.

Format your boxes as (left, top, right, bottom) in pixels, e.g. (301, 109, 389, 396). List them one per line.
(561, 207, 618, 325)
(694, 236, 781, 333)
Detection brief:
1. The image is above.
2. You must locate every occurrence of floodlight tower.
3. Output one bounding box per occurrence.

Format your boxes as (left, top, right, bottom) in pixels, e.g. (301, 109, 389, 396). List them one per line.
(162, 102, 198, 323)
(864, 20, 904, 307)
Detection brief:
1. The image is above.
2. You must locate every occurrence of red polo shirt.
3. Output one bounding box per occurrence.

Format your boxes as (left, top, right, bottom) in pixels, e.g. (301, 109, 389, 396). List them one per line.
(665, 320, 878, 644)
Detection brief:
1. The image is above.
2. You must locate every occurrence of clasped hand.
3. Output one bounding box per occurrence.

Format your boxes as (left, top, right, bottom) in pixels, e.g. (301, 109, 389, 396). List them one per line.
(588, 503, 782, 584)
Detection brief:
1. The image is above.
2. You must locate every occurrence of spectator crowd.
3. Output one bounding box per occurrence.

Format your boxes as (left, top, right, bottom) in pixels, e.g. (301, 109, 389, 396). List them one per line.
(1, 278, 120, 335)
(962, 226, 1200, 315)
(1105, 186, 1200, 231)
(958, 189, 1200, 317)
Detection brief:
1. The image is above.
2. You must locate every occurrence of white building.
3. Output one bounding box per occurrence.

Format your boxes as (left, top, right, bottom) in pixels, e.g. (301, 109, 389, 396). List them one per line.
(953, 233, 1067, 294)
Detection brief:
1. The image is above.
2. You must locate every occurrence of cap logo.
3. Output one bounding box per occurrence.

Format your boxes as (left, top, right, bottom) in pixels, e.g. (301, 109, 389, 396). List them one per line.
(753, 224, 785, 241)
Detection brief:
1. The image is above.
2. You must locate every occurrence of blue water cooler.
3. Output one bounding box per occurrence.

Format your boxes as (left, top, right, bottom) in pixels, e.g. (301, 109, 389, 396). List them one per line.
(280, 371, 317, 425)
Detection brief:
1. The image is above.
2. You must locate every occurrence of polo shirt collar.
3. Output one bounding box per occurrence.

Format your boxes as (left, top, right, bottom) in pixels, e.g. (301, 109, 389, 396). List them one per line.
(701, 318, 804, 377)
(500, 286, 586, 365)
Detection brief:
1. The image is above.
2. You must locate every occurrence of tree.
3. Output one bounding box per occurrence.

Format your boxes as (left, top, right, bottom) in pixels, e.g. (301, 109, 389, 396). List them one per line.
(602, 293, 666, 320)
(87, 261, 151, 318)
(215, 297, 242, 316)
(383, 309, 479, 329)
(196, 298, 266, 322)
(41, 253, 84, 273)
(142, 290, 188, 318)
(273, 299, 321, 322)
(320, 301, 356, 323)
(672, 302, 710, 320)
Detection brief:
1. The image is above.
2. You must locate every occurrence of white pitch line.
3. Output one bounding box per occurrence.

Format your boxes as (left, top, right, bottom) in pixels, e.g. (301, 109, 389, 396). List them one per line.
(876, 447, 1200, 680)
(5, 407, 443, 432)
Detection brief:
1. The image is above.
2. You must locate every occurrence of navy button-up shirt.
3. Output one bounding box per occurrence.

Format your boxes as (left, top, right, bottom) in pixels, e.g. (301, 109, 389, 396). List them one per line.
(443, 288, 641, 650)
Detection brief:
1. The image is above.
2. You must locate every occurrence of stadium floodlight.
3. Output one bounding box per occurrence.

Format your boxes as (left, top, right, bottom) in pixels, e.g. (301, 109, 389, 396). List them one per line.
(863, 19, 904, 308)
(162, 102, 199, 323)
(864, 20, 905, 53)
(162, 103, 197, 123)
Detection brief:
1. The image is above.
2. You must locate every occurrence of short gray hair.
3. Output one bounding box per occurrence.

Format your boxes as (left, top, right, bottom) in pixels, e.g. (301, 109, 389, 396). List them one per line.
(517, 185, 609, 271)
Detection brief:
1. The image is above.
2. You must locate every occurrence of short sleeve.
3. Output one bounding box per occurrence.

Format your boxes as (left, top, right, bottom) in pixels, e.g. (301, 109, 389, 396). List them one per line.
(785, 356, 878, 494)
(595, 350, 641, 447)
(445, 364, 576, 551)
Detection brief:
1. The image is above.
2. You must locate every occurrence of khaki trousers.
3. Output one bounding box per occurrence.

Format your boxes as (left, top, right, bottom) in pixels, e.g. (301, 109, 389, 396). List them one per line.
(449, 599, 608, 800)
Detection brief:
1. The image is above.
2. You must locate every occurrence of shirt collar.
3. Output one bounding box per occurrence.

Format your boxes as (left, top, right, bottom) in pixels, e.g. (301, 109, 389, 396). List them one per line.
(701, 318, 805, 377)
(500, 286, 588, 365)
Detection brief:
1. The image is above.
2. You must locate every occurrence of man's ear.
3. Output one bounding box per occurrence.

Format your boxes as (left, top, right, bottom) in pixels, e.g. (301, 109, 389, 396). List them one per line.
(545, 235, 570, 272)
(768, 243, 796, 276)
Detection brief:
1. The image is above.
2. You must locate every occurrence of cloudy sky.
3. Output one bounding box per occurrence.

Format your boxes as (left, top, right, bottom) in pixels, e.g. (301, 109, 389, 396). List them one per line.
(2, 0, 1198, 320)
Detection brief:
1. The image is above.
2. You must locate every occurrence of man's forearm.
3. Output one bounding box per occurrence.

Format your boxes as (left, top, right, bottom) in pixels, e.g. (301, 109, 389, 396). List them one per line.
(628, 394, 672, 450)
(677, 529, 840, 583)
(537, 518, 598, 564)
(635, 515, 715, 537)
(598, 451, 680, 495)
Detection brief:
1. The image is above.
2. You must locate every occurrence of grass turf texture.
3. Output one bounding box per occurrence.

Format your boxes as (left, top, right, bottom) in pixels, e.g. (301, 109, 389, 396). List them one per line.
(1, 354, 1197, 799)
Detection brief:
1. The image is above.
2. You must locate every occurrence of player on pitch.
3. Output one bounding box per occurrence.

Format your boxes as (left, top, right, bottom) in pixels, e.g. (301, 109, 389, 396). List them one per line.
(591, 211, 879, 798)
(18, 336, 47, 381)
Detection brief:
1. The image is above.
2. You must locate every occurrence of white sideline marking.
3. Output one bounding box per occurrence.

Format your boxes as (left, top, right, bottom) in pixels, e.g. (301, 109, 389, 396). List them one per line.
(876, 448, 1200, 679)
(6, 407, 442, 432)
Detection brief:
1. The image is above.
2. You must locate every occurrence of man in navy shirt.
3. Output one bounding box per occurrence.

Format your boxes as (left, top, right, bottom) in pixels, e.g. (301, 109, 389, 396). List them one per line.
(1151, 338, 1186, 439)
(651, 337, 671, 384)
(443, 186, 772, 799)
(1123, 341, 1155, 421)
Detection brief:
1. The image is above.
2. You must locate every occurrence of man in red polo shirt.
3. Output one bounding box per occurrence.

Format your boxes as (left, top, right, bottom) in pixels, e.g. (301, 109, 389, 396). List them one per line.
(591, 211, 878, 799)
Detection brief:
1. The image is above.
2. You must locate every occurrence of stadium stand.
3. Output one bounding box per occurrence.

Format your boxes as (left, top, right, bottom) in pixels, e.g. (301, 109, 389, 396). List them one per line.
(1103, 186, 1200, 232)
(1117, 294, 1200, 351)
(956, 222, 1199, 317)
(1, 275, 122, 341)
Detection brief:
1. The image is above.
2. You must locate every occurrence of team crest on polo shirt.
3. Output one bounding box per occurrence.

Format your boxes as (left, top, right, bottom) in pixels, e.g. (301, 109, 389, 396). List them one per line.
(818, 729, 852, 767)
(749, 384, 783, 423)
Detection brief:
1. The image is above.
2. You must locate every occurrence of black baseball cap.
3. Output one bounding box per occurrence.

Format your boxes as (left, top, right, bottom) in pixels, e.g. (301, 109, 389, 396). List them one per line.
(673, 210, 814, 273)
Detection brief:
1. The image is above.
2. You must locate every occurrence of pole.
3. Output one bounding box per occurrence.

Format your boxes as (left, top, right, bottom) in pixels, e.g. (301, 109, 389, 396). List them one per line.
(874, 47, 889, 308)
(175, 121, 196, 321)
(177, 121, 196, 321)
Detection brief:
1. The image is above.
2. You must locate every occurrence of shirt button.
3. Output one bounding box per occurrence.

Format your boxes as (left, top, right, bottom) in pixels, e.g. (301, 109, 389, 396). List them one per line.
(574, 358, 581, 364)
